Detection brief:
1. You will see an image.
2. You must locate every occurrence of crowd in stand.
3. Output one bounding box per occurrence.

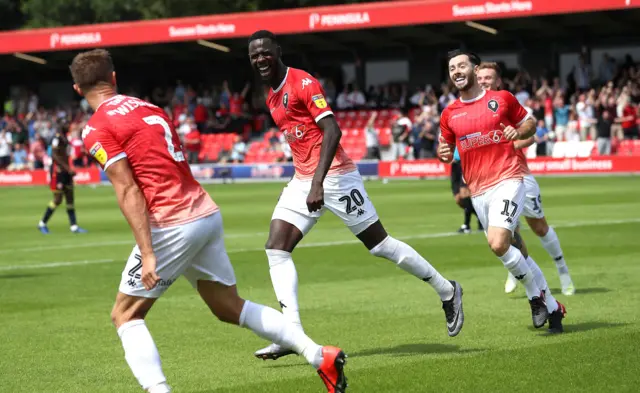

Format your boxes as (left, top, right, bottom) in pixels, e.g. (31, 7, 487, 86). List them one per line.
(1, 52, 639, 171)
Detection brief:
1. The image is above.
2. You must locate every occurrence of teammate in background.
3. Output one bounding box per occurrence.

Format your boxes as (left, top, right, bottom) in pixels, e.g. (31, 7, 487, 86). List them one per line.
(248, 30, 464, 361)
(476, 62, 575, 296)
(450, 146, 482, 233)
(38, 120, 88, 234)
(438, 50, 566, 333)
(72, 49, 347, 393)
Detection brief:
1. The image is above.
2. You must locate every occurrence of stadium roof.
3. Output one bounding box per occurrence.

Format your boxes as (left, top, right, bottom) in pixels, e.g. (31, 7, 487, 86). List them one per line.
(0, 0, 635, 55)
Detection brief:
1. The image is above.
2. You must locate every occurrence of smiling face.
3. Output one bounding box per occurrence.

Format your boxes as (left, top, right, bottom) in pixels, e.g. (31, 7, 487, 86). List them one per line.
(448, 54, 477, 92)
(248, 38, 280, 82)
(477, 68, 500, 91)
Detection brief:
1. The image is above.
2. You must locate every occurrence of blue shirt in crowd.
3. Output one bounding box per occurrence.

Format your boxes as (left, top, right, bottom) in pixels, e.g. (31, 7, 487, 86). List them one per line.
(554, 105, 570, 126)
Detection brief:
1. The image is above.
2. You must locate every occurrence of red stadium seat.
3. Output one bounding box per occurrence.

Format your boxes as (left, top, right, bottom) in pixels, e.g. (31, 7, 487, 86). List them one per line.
(377, 127, 392, 147)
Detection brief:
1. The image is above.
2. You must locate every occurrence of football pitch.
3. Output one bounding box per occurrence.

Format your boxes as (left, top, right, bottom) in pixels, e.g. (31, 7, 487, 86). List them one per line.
(1, 176, 639, 393)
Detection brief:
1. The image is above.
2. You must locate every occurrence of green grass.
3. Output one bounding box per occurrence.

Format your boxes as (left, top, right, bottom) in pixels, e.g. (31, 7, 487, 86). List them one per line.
(1, 176, 639, 392)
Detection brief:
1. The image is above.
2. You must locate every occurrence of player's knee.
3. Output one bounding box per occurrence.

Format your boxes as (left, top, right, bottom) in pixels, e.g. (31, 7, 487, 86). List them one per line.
(530, 219, 549, 237)
(487, 233, 511, 256)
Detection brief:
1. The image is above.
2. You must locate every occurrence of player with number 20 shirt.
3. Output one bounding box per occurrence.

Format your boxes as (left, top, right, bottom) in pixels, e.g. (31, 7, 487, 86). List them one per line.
(249, 30, 464, 366)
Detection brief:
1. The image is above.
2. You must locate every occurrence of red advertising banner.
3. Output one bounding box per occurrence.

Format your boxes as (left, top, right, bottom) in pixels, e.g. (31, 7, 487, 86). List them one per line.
(0, 168, 102, 187)
(379, 160, 452, 178)
(379, 156, 640, 178)
(0, 0, 635, 54)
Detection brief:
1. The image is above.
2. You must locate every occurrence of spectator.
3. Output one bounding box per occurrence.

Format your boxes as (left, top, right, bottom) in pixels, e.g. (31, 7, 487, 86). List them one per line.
(30, 134, 46, 169)
(594, 109, 614, 155)
(219, 80, 231, 109)
(364, 112, 380, 160)
(348, 85, 366, 109)
(324, 79, 337, 105)
(598, 53, 616, 84)
(553, 95, 571, 140)
(184, 127, 202, 164)
(228, 82, 250, 118)
(574, 55, 592, 92)
(69, 128, 85, 167)
(366, 86, 380, 108)
(193, 98, 209, 131)
(415, 109, 437, 159)
(515, 85, 530, 106)
(390, 111, 412, 160)
(566, 111, 581, 142)
(9, 143, 28, 170)
(535, 119, 550, 156)
(0, 129, 11, 169)
(229, 135, 247, 163)
(336, 86, 350, 110)
(617, 96, 638, 139)
(174, 80, 186, 104)
(576, 93, 596, 140)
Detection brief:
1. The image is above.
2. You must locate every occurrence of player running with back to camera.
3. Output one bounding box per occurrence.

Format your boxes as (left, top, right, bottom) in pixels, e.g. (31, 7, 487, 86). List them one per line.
(248, 30, 464, 361)
(476, 62, 575, 296)
(38, 119, 88, 234)
(72, 49, 347, 393)
(437, 50, 566, 333)
(450, 146, 482, 234)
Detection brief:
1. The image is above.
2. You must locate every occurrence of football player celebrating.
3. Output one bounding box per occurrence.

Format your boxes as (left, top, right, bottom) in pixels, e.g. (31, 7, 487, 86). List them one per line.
(248, 30, 464, 362)
(438, 50, 566, 333)
(476, 62, 575, 296)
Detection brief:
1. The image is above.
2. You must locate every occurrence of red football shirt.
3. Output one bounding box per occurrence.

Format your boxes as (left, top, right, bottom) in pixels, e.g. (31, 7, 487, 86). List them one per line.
(267, 68, 356, 180)
(82, 95, 218, 227)
(440, 89, 531, 196)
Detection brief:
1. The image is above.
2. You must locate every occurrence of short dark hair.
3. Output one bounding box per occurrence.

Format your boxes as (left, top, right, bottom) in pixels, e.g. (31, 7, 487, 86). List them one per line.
(249, 30, 277, 45)
(447, 49, 481, 66)
(69, 49, 114, 92)
(478, 62, 502, 77)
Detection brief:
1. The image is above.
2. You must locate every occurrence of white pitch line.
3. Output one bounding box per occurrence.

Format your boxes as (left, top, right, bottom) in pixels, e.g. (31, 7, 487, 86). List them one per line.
(0, 259, 115, 271)
(0, 231, 271, 255)
(1, 217, 638, 272)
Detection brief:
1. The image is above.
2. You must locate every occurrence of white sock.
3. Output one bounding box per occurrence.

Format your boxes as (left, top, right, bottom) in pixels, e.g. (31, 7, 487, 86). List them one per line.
(265, 249, 303, 329)
(239, 300, 323, 368)
(539, 227, 569, 275)
(498, 246, 540, 300)
(370, 236, 454, 301)
(117, 320, 167, 391)
(526, 256, 559, 313)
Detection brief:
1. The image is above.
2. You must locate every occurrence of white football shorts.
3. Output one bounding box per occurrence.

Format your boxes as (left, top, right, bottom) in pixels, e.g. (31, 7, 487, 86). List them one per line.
(521, 174, 545, 219)
(119, 211, 236, 298)
(272, 170, 379, 236)
(472, 179, 525, 235)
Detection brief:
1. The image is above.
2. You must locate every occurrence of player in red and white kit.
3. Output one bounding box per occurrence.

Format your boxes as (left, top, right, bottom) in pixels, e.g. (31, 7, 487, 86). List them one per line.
(476, 62, 575, 296)
(248, 30, 464, 361)
(71, 49, 347, 393)
(437, 50, 566, 333)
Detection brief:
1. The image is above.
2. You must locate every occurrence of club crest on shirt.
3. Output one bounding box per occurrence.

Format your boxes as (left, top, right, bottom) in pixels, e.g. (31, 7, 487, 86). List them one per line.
(312, 94, 327, 109)
(90, 142, 108, 165)
(488, 99, 499, 113)
(283, 93, 288, 109)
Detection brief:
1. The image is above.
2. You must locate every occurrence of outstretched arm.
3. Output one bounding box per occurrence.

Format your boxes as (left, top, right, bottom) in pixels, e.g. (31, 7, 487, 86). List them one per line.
(106, 159, 159, 290)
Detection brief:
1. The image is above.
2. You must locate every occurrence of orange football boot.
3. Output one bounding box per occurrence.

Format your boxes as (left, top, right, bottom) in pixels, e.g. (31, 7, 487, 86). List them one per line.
(317, 346, 348, 393)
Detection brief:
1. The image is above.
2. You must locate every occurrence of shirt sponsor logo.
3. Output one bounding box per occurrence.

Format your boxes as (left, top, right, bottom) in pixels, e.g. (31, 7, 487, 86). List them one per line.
(50, 32, 102, 49)
(312, 94, 327, 109)
(309, 12, 371, 30)
(90, 142, 108, 165)
(284, 125, 305, 143)
(459, 130, 503, 151)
